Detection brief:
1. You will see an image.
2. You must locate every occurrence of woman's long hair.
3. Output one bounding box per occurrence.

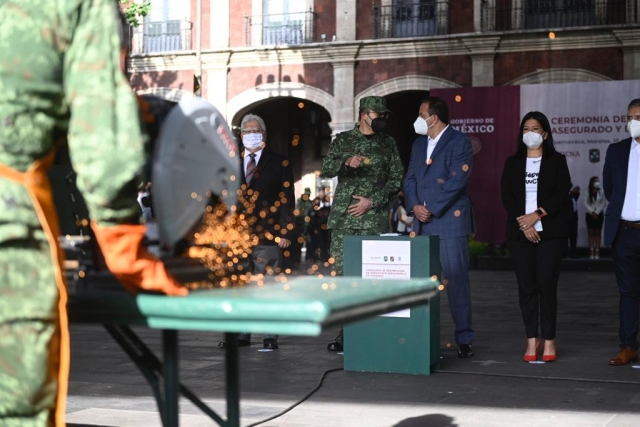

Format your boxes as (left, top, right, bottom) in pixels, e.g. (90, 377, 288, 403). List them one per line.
(513, 111, 558, 159)
(588, 176, 600, 204)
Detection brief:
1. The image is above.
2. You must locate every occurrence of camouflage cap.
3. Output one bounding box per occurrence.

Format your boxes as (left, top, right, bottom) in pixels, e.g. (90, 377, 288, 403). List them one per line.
(359, 96, 391, 114)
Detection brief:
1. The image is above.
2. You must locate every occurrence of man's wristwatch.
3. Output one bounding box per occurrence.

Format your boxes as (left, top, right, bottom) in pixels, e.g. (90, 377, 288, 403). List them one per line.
(535, 208, 546, 218)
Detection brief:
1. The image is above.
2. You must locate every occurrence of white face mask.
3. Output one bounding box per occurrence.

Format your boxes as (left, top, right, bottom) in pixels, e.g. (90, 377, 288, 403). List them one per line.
(522, 131, 543, 149)
(594, 181, 601, 189)
(413, 115, 434, 135)
(628, 119, 640, 139)
(243, 132, 263, 150)
(413, 117, 428, 135)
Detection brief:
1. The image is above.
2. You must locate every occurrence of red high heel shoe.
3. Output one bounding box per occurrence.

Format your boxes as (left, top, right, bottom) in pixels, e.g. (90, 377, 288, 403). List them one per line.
(523, 339, 541, 362)
(542, 343, 557, 362)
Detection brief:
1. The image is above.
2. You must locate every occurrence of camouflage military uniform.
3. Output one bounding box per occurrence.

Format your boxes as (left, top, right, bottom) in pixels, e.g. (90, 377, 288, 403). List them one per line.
(295, 191, 314, 243)
(321, 97, 404, 275)
(0, 1, 146, 425)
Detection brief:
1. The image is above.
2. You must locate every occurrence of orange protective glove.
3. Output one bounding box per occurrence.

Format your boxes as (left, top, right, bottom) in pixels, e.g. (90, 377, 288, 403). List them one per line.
(91, 222, 188, 296)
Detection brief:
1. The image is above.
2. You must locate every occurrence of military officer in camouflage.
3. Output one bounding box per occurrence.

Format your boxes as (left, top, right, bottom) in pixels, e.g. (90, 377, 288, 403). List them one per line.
(0, 1, 187, 426)
(321, 96, 404, 351)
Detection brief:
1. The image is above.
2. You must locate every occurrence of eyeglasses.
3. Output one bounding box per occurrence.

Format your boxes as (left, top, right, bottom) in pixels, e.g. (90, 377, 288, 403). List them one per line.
(241, 128, 263, 134)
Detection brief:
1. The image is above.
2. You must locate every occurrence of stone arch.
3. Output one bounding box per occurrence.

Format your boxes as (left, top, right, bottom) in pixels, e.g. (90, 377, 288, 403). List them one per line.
(507, 68, 612, 85)
(227, 83, 334, 124)
(354, 75, 461, 119)
(136, 87, 193, 102)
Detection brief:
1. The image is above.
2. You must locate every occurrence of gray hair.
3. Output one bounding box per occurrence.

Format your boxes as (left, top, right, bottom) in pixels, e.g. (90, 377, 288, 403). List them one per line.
(241, 114, 267, 133)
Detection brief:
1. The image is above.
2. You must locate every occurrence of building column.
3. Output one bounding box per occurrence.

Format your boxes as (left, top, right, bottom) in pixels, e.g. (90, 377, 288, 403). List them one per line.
(250, 0, 264, 46)
(204, 52, 231, 118)
(211, 0, 230, 49)
(476, 0, 495, 32)
(614, 29, 640, 80)
(336, 0, 357, 41)
(331, 61, 356, 135)
(511, 0, 523, 30)
(626, 0, 640, 23)
(437, 0, 450, 34)
(463, 37, 501, 87)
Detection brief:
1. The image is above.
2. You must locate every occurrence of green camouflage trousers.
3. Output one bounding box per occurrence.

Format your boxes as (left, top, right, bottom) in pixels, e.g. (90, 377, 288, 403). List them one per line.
(0, 236, 60, 427)
(329, 229, 379, 276)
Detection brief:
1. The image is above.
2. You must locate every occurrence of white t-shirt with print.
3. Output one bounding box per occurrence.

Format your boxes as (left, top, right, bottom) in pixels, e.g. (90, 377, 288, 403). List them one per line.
(525, 157, 543, 232)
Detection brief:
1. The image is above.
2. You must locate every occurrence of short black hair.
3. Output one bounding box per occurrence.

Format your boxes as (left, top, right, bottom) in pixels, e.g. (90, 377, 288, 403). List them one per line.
(628, 99, 640, 111)
(420, 96, 450, 124)
(514, 111, 558, 159)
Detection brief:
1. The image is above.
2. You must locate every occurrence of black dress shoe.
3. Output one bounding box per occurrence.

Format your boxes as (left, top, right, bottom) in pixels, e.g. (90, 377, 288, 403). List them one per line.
(458, 344, 474, 358)
(263, 338, 278, 350)
(218, 339, 251, 348)
(327, 329, 344, 351)
(327, 340, 343, 351)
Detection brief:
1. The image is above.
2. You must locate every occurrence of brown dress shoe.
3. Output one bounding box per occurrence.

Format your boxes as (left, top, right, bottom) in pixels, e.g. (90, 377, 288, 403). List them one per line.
(608, 347, 638, 366)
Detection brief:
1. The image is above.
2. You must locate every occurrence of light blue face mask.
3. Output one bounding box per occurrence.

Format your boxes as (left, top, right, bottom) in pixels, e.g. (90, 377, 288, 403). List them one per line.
(243, 132, 263, 149)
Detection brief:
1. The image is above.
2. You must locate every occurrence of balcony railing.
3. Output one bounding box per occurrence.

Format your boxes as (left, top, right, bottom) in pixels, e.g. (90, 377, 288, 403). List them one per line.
(481, 0, 637, 32)
(244, 10, 315, 46)
(130, 19, 192, 54)
(373, 1, 451, 39)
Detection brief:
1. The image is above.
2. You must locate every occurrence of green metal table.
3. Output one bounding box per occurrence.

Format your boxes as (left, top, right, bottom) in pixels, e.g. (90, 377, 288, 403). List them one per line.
(68, 276, 439, 427)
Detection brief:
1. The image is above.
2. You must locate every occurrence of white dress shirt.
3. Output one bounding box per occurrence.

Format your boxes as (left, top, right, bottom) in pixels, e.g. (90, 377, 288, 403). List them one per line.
(427, 125, 449, 160)
(583, 190, 606, 215)
(621, 139, 640, 221)
(243, 148, 263, 175)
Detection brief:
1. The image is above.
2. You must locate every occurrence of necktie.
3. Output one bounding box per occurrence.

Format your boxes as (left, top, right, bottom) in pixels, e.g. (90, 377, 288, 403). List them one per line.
(246, 153, 257, 185)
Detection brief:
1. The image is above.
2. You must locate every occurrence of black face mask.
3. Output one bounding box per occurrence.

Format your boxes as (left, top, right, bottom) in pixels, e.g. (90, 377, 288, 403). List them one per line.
(370, 117, 388, 134)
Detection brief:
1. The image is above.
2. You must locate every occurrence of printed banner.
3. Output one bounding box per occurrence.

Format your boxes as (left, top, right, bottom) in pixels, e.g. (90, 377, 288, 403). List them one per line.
(431, 86, 521, 244)
(520, 80, 640, 246)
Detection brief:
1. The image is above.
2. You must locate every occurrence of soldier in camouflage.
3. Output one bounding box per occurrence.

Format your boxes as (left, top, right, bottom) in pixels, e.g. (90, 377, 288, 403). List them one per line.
(321, 96, 404, 351)
(0, 1, 186, 426)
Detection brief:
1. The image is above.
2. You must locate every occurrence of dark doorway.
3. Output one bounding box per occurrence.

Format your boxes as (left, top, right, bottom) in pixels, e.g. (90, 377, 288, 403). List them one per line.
(384, 90, 430, 169)
(233, 97, 332, 183)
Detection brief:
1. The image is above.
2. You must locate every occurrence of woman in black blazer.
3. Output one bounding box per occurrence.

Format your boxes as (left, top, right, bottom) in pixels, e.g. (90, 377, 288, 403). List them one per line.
(501, 111, 572, 363)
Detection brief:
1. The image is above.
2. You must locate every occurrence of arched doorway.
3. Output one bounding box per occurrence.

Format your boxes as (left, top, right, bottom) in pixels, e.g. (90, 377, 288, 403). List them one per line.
(385, 90, 430, 168)
(233, 97, 333, 269)
(232, 97, 332, 198)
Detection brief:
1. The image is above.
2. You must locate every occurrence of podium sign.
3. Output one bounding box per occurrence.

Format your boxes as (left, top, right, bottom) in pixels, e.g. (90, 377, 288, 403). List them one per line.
(343, 235, 441, 375)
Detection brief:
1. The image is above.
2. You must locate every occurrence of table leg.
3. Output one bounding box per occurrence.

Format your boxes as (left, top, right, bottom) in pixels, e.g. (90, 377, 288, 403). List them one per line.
(225, 332, 240, 427)
(163, 330, 179, 427)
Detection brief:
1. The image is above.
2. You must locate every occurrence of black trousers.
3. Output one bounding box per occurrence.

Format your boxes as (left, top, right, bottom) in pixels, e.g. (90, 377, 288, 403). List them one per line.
(568, 212, 578, 255)
(612, 225, 640, 350)
(508, 236, 566, 340)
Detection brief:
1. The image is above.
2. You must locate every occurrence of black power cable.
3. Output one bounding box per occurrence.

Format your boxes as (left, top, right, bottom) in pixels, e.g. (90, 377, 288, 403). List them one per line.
(245, 367, 344, 427)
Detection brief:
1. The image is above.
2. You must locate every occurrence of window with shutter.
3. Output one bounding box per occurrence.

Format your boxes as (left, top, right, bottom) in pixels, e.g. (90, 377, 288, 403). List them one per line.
(392, 0, 438, 37)
(524, 0, 595, 29)
(143, 0, 188, 53)
(262, 0, 308, 45)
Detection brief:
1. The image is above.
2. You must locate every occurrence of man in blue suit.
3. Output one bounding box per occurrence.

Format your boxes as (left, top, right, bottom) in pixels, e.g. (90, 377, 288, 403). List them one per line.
(403, 96, 475, 358)
(603, 98, 640, 366)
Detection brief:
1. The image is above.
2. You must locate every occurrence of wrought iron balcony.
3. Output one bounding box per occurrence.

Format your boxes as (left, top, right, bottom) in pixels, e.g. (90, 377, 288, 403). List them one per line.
(129, 19, 192, 55)
(373, 1, 451, 39)
(481, 0, 636, 32)
(244, 10, 315, 46)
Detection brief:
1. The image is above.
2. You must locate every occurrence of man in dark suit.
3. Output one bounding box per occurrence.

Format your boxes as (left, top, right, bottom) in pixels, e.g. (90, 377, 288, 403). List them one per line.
(403, 96, 475, 358)
(603, 99, 640, 366)
(218, 113, 295, 350)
